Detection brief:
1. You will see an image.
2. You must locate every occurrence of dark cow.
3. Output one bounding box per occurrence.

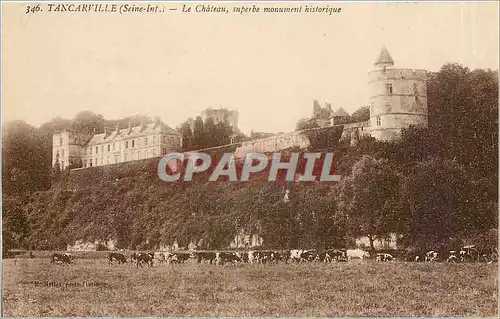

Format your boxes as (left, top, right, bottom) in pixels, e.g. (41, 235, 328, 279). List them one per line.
(376, 253, 394, 262)
(329, 249, 347, 262)
(218, 252, 241, 265)
(237, 252, 249, 263)
(134, 252, 154, 267)
(196, 252, 217, 264)
(300, 250, 318, 262)
(108, 252, 127, 265)
(169, 252, 191, 264)
(51, 253, 72, 265)
(281, 250, 291, 263)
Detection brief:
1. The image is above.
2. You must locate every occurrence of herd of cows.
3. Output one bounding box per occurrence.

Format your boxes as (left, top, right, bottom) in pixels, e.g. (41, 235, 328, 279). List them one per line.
(49, 245, 498, 267)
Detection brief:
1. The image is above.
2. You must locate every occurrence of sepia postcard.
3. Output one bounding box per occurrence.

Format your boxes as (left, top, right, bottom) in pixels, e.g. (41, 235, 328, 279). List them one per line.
(1, 1, 498, 317)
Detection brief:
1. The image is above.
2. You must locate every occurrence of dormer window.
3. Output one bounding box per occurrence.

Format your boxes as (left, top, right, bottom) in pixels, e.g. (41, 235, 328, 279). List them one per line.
(377, 116, 381, 126)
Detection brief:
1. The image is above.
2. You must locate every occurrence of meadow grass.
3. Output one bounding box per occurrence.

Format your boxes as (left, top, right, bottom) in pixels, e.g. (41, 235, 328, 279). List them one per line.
(2, 257, 498, 317)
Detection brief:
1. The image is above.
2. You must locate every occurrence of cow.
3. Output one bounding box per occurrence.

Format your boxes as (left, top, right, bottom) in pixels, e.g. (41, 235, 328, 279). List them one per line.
(50, 253, 72, 265)
(135, 252, 154, 267)
(236, 252, 249, 263)
(196, 251, 217, 264)
(329, 249, 348, 262)
(154, 252, 168, 265)
(290, 249, 304, 263)
(446, 250, 459, 262)
(346, 249, 370, 260)
(218, 252, 241, 265)
(281, 250, 291, 263)
(300, 250, 318, 262)
(424, 250, 439, 262)
(169, 252, 191, 264)
(108, 252, 127, 265)
(376, 253, 394, 262)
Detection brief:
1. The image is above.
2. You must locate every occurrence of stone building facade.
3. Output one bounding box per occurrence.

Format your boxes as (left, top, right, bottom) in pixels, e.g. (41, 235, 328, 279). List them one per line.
(201, 107, 239, 129)
(52, 122, 182, 170)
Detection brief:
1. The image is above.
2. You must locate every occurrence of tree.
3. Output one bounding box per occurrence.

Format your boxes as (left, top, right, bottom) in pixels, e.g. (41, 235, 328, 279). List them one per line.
(427, 64, 498, 180)
(179, 122, 194, 151)
(72, 111, 106, 135)
(2, 121, 50, 194)
(398, 159, 475, 250)
(337, 155, 400, 251)
(203, 117, 217, 147)
(350, 106, 370, 123)
(192, 116, 205, 149)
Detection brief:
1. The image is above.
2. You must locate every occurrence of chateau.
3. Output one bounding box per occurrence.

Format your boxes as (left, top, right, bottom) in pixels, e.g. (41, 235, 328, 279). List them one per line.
(235, 46, 428, 156)
(53, 47, 428, 170)
(52, 122, 182, 170)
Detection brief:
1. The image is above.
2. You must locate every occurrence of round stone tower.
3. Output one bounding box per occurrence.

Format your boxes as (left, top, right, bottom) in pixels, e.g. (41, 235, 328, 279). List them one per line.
(368, 46, 428, 141)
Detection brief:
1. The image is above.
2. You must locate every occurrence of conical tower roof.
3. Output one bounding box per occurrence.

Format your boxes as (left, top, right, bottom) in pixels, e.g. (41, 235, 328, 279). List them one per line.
(374, 46, 394, 67)
(332, 107, 350, 118)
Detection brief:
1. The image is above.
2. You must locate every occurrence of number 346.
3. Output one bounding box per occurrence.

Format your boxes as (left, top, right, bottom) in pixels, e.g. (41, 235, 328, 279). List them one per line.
(26, 4, 42, 14)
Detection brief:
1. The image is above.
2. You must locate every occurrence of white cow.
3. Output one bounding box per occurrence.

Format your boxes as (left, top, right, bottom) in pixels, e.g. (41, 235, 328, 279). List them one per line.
(346, 249, 370, 260)
(289, 249, 304, 263)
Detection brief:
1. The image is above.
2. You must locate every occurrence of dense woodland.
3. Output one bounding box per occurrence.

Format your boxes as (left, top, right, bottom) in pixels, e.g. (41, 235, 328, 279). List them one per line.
(2, 64, 498, 254)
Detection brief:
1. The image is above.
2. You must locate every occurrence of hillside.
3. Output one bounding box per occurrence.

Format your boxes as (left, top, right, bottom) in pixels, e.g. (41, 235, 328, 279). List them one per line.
(7, 149, 352, 251)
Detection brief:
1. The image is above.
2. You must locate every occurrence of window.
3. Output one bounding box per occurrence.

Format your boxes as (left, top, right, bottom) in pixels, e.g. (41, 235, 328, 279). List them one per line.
(108, 144, 110, 152)
(84, 160, 87, 167)
(162, 148, 167, 155)
(125, 141, 129, 149)
(138, 151, 141, 159)
(132, 140, 135, 148)
(96, 146, 98, 154)
(89, 161, 92, 167)
(153, 148, 157, 156)
(113, 142, 116, 150)
(100, 157, 104, 165)
(376, 116, 381, 126)
(145, 137, 148, 145)
(386, 83, 393, 95)
(101, 145, 104, 153)
(114, 155, 119, 163)
(94, 158, 97, 166)
(60, 137, 63, 146)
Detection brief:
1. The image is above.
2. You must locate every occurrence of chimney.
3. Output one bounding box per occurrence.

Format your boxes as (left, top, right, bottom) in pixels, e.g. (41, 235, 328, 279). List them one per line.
(128, 122, 132, 134)
(115, 124, 119, 134)
(153, 117, 160, 129)
(104, 127, 108, 138)
(140, 119, 145, 132)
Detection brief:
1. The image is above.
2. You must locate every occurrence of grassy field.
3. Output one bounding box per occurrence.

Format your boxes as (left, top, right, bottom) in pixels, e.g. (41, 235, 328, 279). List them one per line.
(2, 257, 498, 317)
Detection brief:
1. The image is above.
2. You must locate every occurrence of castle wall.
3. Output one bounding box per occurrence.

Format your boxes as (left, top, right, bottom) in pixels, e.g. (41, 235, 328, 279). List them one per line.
(235, 131, 309, 159)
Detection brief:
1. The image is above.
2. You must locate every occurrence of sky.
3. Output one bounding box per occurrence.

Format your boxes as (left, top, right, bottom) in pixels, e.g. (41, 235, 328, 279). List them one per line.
(2, 1, 498, 135)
